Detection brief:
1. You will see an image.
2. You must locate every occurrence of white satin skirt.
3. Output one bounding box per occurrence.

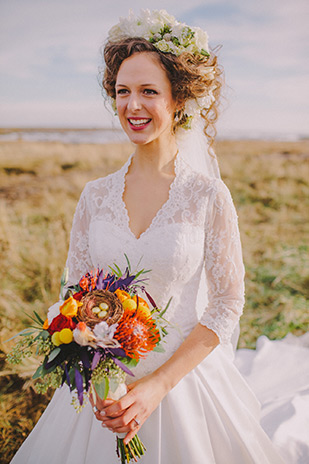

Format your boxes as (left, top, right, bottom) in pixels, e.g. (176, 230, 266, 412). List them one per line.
(10, 341, 290, 464)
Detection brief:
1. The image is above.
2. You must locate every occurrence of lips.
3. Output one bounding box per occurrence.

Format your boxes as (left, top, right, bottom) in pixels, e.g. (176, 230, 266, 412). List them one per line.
(128, 118, 152, 130)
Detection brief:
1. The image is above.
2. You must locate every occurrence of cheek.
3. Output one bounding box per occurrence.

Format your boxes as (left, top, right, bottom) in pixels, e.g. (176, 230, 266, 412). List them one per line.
(116, 100, 127, 120)
(153, 100, 175, 122)
(161, 102, 175, 126)
(115, 97, 123, 111)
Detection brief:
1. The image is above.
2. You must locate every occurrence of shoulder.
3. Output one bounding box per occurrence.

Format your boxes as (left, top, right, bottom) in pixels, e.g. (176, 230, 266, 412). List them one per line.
(206, 177, 233, 201)
(83, 170, 120, 194)
(79, 161, 127, 202)
(189, 173, 237, 221)
(178, 155, 231, 198)
(185, 168, 232, 200)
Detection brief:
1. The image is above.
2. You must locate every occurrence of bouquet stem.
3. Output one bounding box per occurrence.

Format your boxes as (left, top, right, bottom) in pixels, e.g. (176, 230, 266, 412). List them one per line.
(93, 383, 146, 463)
(116, 435, 146, 463)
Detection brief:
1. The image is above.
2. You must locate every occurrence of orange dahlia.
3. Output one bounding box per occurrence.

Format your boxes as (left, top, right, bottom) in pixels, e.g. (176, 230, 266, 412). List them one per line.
(114, 311, 160, 361)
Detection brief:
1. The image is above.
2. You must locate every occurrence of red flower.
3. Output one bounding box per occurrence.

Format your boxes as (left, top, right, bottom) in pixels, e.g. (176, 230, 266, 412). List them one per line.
(73, 291, 84, 301)
(48, 314, 76, 335)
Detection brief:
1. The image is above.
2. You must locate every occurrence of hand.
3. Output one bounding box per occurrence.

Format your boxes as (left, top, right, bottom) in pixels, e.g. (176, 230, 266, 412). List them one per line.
(89, 388, 115, 421)
(97, 373, 167, 444)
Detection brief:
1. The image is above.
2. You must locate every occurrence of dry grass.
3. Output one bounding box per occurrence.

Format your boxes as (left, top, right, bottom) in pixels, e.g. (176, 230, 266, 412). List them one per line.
(0, 138, 308, 462)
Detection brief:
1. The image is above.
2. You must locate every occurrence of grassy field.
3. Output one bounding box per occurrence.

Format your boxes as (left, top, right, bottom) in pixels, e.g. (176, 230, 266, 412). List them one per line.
(0, 138, 308, 462)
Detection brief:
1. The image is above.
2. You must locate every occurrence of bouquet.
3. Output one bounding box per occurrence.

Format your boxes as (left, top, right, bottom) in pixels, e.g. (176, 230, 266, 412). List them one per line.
(7, 257, 170, 464)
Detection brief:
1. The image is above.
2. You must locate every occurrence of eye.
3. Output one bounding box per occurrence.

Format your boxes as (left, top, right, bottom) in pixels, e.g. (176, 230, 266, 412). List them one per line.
(143, 89, 158, 95)
(116, 88, 129, 95)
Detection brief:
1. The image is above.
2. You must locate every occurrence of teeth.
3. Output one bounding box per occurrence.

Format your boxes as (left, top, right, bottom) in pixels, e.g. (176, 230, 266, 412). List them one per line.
(128, 118, 151, 126)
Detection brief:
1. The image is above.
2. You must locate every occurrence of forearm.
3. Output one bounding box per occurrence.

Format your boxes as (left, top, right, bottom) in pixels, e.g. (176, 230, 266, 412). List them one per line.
(153, 323, 219, 394)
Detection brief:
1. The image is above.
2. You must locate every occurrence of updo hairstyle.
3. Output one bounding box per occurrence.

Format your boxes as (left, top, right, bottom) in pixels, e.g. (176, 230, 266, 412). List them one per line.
(102, 37, 223, 147)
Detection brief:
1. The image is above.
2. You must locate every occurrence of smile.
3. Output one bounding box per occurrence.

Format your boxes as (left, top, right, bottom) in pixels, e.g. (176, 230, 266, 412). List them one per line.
(128, 118, 152, 128)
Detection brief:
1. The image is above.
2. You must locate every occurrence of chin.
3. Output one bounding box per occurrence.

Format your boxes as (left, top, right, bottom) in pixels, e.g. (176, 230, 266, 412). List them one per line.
(125, 132, 154, 145)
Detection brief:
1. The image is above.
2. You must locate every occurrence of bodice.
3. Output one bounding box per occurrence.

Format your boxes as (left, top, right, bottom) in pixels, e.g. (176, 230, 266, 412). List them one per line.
(64, 152, 245, 378)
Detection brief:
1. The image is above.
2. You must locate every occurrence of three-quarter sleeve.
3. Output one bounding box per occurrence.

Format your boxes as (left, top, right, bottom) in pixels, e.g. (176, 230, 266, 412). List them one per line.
(65, 183, 93, 286)
(199, 179, 245, 344)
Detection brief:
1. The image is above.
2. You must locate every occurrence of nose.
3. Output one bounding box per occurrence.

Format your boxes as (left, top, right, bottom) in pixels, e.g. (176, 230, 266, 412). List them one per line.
(127, 92, 142, 112)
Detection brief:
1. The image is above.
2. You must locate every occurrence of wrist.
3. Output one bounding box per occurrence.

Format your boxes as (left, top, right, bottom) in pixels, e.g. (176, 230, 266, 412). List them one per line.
(150, 367, 176, 396)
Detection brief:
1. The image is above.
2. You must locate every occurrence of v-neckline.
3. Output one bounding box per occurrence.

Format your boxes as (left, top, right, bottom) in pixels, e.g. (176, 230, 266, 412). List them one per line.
(120, 153, 179, 241)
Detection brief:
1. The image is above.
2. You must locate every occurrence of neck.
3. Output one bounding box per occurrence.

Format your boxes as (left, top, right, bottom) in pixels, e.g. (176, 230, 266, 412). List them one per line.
(133, 135, 178, 175)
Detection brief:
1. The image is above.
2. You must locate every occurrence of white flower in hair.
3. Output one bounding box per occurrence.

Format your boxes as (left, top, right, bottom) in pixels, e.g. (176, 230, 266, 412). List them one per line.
(184, 99, 200, 118)
(107, 9, 216, 128)
(192, 27, 209, 53)
(107, 9, 210, 58)
(184, 90, 216, 122)
(150, 9, 175, 26)
(155, 40, 170, 53)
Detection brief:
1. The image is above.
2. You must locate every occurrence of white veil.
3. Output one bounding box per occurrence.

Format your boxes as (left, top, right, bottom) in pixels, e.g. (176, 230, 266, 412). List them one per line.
(175, 116, 221, 179)
(175, 115, 240, 352)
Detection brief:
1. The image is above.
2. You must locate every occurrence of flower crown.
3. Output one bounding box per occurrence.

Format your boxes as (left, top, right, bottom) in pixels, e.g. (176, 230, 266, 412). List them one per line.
(108, 9, 210, 58)
(107, 9, 217, 129)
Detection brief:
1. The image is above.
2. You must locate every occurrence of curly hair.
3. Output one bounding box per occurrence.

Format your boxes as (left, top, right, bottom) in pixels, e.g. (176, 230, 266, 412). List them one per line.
(101, 37, 223, 147)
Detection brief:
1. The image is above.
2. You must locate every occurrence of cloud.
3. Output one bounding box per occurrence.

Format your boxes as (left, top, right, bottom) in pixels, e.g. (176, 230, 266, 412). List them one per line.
(0, 99, 116, 128)
(0, 0, 308, 135)
(183, 1, 309, 135)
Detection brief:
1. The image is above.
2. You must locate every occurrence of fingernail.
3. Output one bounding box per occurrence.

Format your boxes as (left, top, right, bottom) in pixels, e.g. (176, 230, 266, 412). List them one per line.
(101, 423, 106, 428)
(100, 411, 106, 416)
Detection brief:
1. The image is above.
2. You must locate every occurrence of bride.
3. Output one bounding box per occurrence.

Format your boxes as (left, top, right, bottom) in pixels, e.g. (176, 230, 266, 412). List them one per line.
(11, 10, 293, 464)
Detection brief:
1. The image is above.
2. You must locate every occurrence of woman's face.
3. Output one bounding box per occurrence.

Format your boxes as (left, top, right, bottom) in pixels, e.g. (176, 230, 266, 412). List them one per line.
(115, 52, 176, 146)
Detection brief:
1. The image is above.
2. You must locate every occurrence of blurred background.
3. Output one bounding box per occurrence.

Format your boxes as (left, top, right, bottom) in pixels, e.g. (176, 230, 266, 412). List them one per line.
(0, 1, 308, 462)
(1, 0, 308, 138)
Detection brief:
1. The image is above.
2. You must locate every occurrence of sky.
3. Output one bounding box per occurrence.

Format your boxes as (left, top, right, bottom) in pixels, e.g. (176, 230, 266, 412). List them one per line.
(0, 0, 308, 138)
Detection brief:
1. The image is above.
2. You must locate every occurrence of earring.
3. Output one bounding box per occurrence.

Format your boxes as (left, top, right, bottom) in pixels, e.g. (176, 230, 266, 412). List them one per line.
(174, 110, 182, 123)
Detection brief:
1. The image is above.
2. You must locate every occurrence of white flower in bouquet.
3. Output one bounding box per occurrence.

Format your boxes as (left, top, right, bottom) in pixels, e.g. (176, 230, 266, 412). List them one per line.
(47, 302, 61, 324)
(73, 322, 96, 347)
(93, 321, 118, 340)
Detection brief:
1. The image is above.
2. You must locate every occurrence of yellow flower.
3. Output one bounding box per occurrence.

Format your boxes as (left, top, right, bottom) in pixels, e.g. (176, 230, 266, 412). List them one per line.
(133, 295, 151, 318)
(60, 296, 82, 318)
(51, 332, 61, 346)
(115, 289, 131, 302)
(59, 328, 73, 344)
(122, 299, 137, 312)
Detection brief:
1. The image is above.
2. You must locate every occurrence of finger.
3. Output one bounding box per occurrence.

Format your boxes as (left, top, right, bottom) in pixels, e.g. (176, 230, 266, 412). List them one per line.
(93, 409, 102, 421)
(116, 417, 141, 434)
(124, 428, 139, 445)
(101, 406, 140, 431)
(102, 391, 135, 417)
(102, 419, 139, 435)
(97, 398, 114, 408)
(90, 395, 114, 417)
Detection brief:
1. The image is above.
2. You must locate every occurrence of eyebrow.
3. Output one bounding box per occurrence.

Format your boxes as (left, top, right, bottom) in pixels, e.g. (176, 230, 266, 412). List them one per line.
(115, 83, 158, 87)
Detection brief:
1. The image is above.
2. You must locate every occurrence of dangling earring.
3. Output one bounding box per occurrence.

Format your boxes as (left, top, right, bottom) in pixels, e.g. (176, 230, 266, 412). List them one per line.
(174, 110, 181, 123)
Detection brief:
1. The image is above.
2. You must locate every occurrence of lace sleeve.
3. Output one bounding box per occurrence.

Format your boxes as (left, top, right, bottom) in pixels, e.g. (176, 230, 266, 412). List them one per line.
(65, 183, 93, 285)
(199, 180, 245, 344)
(47, 184, 93, 323)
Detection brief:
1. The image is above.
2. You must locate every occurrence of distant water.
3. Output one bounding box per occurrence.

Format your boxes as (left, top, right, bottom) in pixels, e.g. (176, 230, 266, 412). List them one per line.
(0, 128, 129, 144)
(0, 128, 307, 143)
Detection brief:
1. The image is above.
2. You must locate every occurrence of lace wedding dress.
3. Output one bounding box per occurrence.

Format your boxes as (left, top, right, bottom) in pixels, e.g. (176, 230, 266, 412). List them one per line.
(11, 152, 289, 463)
